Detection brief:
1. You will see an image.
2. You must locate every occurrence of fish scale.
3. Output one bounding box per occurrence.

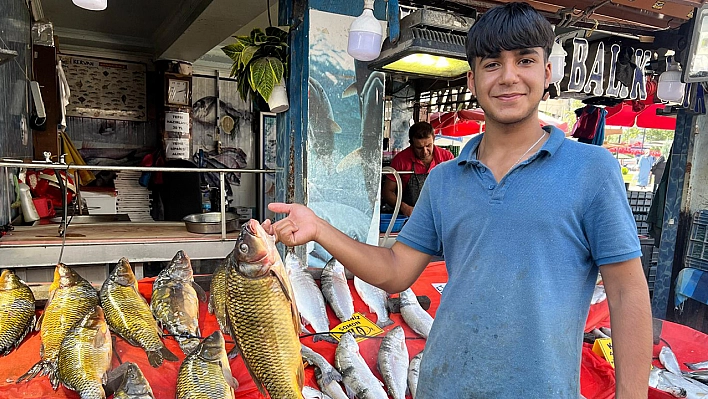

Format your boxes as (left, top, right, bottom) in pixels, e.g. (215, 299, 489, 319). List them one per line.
(176, 332, 235, 399)
(208, 262, 229, 335)
(0, 270, 36, 356)
(227, 265, 303, 398)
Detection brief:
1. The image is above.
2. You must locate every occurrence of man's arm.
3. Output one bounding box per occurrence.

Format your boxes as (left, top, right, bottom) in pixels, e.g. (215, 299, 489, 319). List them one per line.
(382, 178, 414, 217)
(265, 203, 431, 293)
(600, 257, 652, 399)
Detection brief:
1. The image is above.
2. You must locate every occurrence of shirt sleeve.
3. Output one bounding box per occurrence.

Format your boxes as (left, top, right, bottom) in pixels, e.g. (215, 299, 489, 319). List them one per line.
(395, 167, 443, 256)
(387, 153, 406, 182)
(583, 155, 642, 266)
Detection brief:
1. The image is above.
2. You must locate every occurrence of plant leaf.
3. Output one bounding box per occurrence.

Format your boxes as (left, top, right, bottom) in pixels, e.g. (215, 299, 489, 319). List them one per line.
(240, 45, 258, 69)
(221, 44, 241, 64)
(250, 57, 284, 101)
(265, 26, 289, 41)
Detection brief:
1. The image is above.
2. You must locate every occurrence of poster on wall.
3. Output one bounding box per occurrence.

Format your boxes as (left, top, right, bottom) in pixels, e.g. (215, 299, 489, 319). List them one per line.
(307, 10, 386, 268)
(260, 112, 277, 220)
(59, 55, 147, 121)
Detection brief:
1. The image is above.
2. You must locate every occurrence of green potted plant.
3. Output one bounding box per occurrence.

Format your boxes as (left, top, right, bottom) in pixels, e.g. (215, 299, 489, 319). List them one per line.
(222, 26, 290, 113)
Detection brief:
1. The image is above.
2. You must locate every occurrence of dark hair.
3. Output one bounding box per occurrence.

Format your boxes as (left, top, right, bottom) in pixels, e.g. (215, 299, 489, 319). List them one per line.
(409, 122, 435, 141)
(465, 2, 554, 69)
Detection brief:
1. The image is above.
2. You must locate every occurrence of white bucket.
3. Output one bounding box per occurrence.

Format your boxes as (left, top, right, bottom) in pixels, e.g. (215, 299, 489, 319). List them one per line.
(267, 79, 289, 113)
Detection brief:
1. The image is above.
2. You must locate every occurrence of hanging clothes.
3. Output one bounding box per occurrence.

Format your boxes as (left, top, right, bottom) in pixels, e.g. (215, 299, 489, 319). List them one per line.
(591, 108, 607, 146)
(647, 147, 672, 247)
(572, 105, 603, 144)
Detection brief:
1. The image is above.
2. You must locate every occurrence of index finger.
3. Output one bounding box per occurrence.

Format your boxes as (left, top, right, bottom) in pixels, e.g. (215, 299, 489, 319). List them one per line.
(268, 202, 293, 214)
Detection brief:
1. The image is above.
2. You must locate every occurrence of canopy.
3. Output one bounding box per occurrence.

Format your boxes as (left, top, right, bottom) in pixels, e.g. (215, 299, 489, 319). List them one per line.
(605, 101, 676, 130)
(429, 108, 569, 137)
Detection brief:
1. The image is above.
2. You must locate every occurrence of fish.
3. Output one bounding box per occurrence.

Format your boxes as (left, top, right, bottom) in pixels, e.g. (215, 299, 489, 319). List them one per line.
(321, 258, 355, 323)
(657, 368, 708, 397)
(100, 258, 178, 368)
(353, 277, 392, 328)
(649, 368, 687, 398)
(192, 96, 252, 128)
(303, 386, 333, 399)
(307, 202, 370, 269)
(301, 344, 347, 399)
(17, 263, 99, 389)
(285, 249, 334, 342)
(0, 269, 36, 356)
(599, 326, 612, 337)
(208, 261, 229, 336)
(151, 250, 205, 355)
(308, 77, 342, 161)
(226, 219, 304, 398)
(661, 346, 684, 376)
(112, 362, 155, 399)
(334, 332, 388, 399)
(377, 326, 409, 399)
(399, 288, 434, 339)
(686, 370, 708, 384)
(176, 331, 239, 399)
(687, 361, 708, 371)
(408, 351, 424, 399)
(57, 305, 112, 399)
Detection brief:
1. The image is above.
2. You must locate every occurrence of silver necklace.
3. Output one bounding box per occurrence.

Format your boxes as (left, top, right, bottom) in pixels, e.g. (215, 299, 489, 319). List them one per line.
(510, 131, 547, 168)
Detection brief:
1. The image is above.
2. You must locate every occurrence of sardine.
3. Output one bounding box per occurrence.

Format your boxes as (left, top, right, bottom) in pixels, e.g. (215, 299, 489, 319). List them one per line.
(301, 344, 347, 399)
(151, 250, 205, 354)
(321, 259, 354, 323)
(0, 270, 36, 355)
(57, 306, 112, 399)
(334, 332, 388, 399)
(286, 250, 334, 342)
(208, 261, 229, 336)
(687, 360, 708, 371)
(18, 263, 99, 388)
(113, 362, 155, 399)
(661, 346, 683, 376)
(377, 326, 409, 399)
(176, 331, 239, 399)
(100, 258, 178, 368)
(408, 350, 424, 399)
(399, 288, 434, 339)
(226, 220, 304, 398)
(354, 277, 393, 328)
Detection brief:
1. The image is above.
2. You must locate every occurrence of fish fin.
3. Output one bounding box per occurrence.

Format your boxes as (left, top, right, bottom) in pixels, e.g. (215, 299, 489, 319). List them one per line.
(34, 313, 43, 332)
(146, 350, 163, 368)
(192, 281, 207, 302)
(161, 345, 179, 362)
(342, 83, 358, 98)
(336, 148, 363, 173)
(313, 334, 338, 344)
(344, 384, 357, 399)
(297, 361, 305, 390)
(208, 293, 215, 314)
(178, 338, 201, 355)
(46, 361, 59, 390)
(226, 345, 240, 360)
(241, 353, 268, 397)
(39, 342, 45, 358)
(376, 317, 394, 328)
(93, 327, 107, 348)
(16, 359, 49, 383)
(269, 265, 302, 336)
(220, 360, 240, 390)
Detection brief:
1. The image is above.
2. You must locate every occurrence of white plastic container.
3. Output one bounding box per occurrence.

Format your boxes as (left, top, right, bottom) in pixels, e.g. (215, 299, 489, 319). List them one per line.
(657, 57, 685, 104)
(19, 183, 40, 222)
(267, 79, 289, 113)
(347, 0, 383, 61)
(549, 40, 567, 84)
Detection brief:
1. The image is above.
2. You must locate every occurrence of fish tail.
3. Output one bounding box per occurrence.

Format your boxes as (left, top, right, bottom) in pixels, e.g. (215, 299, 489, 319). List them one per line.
(178, 337, 201, 355)
(146, 350, 163, 368)
(376, 317, 394, 328)
(161, 345, 179, 362)
(313, 334, 338, 344)
(16, 359, 53, 384)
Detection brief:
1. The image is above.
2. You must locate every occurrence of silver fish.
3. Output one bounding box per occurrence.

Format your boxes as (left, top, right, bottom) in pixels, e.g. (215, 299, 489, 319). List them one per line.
(334, 333, 387, 399)
(685, 370, 708, 384)
(649, 368, 686, 398)
(399, 288, 433, 339)
(659, 368, 708, 397)
(321, 259, 354, 323)
(661, 346, 683, 376)
(377, 326, 409, 399)
(301, 344, 347, 399)
(303, 385, 333, 399)
(687, 361, 708, 371)
(408, 350, 423, 399)
(353, 277, 392, 328)
(286, 250, 333, 342)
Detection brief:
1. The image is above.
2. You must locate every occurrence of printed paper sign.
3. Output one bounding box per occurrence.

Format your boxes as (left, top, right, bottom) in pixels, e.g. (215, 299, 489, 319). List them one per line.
(330, 312, 384, 343)
(165, 138, 190, 160)
(432, 283, 446, 294)
(165, 112, 190, 134)
(592, 338, 615, 368)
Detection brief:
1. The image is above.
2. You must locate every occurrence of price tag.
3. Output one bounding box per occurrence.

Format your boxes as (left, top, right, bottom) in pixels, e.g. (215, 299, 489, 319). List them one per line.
(329, 312, 384, 343)
(165, 112, 190, 134)
(592, 338, 615, 368)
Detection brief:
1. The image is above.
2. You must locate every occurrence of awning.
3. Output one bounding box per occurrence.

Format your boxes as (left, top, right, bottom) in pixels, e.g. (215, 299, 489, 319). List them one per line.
(605, 101, 677, 130)
(429, 108, 569, 137)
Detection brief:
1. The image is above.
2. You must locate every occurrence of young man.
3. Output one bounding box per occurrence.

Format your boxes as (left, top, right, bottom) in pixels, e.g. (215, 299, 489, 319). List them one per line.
(382, 122, 454, 216)
(265, 3, 652, 397)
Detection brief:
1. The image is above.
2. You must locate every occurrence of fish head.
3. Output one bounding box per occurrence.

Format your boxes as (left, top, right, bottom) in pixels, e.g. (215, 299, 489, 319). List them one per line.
(399, 288, 417, 306)
(198, 331, 226, 362)
(54, 263, 84, 288)
(338, 332, 360, 354)
(234, 219, 274, 277)
(110, 258, 137, 286)
(166, 250, 193, 281)
(83, 305, 107, 329)
(0, 269, 23, 290)
(283, 250, 303, 272)
(120, 363, 152, 395)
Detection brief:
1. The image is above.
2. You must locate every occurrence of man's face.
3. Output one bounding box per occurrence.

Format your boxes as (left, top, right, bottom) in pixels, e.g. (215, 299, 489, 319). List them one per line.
(410, 136, 434, 163)
(466, 48, 551, 126)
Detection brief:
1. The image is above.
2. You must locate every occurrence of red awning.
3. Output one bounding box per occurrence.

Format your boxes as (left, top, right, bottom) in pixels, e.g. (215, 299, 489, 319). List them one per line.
(605, 101, 676, 130)
(429, 109, 569, 137)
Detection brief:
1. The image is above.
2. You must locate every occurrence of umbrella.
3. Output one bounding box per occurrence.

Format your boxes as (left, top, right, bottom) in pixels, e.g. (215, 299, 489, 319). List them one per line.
(429, 108, 569, 137)
(605, 101, 676, 130)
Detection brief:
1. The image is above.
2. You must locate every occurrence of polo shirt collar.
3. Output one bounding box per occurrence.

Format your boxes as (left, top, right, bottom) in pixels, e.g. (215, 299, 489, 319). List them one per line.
(457, 125, 566, 166)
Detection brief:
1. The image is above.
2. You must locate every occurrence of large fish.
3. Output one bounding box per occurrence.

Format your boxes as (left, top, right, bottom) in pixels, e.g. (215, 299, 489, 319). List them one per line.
(192, 96, 251, 128)
(321, 258, 355, 323)
(307, 77, 342, 161)
(377, 326, 409, 399)
(100, 258, 178, 367)
(334, 332, 388, 399)
(176, 331, 239, 399)
(399, 288, 434, 339)
(208, 261, 229, 335)
(687, 360, 708, 371)
(57, 305, 112, 399)
(112, 362, 155, 399)
(353, 277, 392, 328)
(0, 269, 36, 355)
(408, 351, 424, 399)
(151, 250, 206, 354)
(18, 263, 99, 388)
(226, 219, 304, 398)
(660, 346, 683, 376)
(301, 344, 347, 399)
(285, 249, 333, 342)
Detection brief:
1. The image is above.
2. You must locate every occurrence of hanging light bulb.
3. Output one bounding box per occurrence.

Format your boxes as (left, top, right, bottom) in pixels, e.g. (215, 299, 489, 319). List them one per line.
(548, 40, 567, 84)
(72, 0, 107, 11)
(657, 56, 685, 104)
(347, 0, 383, 61)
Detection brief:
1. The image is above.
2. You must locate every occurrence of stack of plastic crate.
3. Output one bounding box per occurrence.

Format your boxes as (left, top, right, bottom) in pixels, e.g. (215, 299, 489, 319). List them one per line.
(686, 210, 708, 272)
(626, 190, 653, 235)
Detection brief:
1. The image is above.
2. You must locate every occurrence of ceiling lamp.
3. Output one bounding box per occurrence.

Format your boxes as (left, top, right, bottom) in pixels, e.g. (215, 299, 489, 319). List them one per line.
(347, 0, 383, 61)
(72, 0, 107, 11)
(368, 8, 475, 79)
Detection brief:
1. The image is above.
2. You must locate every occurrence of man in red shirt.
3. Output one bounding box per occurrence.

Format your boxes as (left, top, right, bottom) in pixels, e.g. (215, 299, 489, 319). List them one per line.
(383, 121, 454, 216)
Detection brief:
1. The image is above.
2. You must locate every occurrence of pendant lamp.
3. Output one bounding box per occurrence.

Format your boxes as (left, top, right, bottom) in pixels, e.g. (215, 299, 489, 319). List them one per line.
(347, 0, 383, 61)
(72, 0, 107, 11)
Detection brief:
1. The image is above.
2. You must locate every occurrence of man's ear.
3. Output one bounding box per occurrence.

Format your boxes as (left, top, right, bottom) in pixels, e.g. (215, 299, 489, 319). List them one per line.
(544, 60, 552, 89)
(467, 70, 476, 97)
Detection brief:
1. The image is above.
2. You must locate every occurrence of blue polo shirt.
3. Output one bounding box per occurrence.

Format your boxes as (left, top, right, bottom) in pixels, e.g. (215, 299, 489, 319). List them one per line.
(397, 126, 641, 398)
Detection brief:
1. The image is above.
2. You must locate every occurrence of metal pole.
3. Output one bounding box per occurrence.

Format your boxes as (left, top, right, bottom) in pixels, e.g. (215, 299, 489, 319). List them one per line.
(220, 171, 226, 240)
(0, 161, 274, 174)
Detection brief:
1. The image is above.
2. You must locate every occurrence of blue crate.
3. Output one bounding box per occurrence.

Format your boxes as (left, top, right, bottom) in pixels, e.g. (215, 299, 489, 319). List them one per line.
(380, 213, 408, 233)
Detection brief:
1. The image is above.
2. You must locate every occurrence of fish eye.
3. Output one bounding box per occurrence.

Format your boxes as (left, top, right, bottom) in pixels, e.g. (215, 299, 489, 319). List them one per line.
(239, 243, 249, 254)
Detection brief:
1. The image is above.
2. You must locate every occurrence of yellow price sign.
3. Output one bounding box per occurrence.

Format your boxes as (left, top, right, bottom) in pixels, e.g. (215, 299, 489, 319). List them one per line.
(592, 338, 615, 368)
(330, 312, 384, 343)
